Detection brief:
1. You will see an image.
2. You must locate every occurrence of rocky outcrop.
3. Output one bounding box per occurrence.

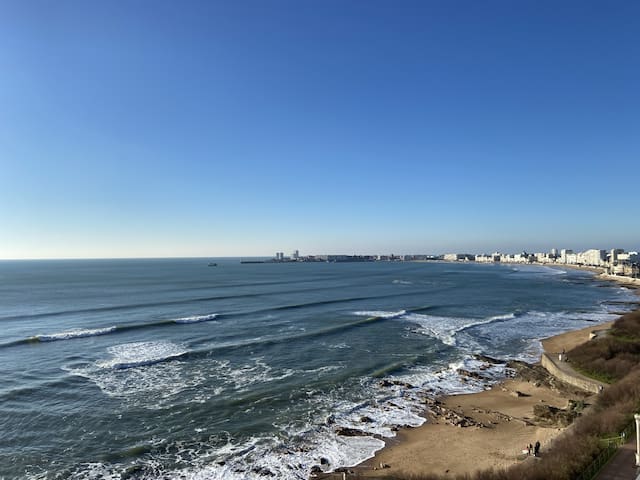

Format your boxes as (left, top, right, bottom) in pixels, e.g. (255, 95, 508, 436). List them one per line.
(533, 403, 578, 427)
(425, 397, 485, 428)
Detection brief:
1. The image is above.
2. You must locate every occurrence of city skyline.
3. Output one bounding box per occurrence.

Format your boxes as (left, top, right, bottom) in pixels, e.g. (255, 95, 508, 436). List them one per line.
(1, 1, 639, 260)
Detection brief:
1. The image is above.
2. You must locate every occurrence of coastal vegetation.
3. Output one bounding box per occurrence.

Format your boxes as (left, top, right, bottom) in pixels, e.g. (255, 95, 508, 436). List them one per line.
(368, 309, 640, 480)
(569, 310, 640, 383)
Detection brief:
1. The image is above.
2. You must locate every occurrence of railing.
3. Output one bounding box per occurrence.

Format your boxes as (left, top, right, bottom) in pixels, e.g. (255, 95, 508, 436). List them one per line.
(575, 421, 635, 480)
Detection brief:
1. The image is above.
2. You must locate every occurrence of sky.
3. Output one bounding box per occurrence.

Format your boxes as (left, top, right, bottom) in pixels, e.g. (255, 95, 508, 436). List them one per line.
(1, 0, 638, 259)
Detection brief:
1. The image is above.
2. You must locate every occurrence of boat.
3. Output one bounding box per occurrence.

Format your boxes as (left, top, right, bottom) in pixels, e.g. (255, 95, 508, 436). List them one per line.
(208, 262, 217, 267)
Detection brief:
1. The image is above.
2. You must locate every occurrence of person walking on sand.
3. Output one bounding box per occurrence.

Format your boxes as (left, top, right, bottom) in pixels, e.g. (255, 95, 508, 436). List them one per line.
(534, 441, 540, 457)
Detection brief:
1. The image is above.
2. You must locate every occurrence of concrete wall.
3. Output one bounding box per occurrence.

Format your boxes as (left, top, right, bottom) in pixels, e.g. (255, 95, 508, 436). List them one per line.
(541, 353, 604, 394)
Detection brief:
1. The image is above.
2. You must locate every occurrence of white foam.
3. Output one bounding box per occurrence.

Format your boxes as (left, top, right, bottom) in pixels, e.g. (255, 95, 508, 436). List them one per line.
(211, 357, 296, 391)
(392, 279, 413, 285)
(396, 356, 508, 397)
(173, 313, 218, 324)
(403, 312, 515, 346)
(98, 341, 188, 369)
(36, 326, 117, 342)
(65, 354, 222, 409)
(352, 310, 406, 319)
(60, 350, 509, 479)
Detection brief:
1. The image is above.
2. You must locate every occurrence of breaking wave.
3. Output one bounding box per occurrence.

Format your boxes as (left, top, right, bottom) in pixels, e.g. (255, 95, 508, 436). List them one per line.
(35, 326, 118, 342)
(97, 341, 188, 370)
(173, 313, 218, 324)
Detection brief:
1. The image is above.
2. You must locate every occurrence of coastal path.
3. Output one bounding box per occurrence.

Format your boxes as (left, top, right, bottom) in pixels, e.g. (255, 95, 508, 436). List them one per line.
(593, 438, 640, 480)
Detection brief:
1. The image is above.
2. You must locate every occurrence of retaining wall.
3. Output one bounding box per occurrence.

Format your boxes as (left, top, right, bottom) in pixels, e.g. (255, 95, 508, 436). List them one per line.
(541, 353, 604, 394)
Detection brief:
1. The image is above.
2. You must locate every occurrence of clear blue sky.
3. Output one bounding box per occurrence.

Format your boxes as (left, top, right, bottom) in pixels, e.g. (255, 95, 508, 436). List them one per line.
(1, 0, 638, 259)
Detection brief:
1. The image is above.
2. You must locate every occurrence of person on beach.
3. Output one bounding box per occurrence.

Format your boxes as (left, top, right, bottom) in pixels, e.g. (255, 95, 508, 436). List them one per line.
(534, 441, 540, 457)
(528, 443, 533, 455)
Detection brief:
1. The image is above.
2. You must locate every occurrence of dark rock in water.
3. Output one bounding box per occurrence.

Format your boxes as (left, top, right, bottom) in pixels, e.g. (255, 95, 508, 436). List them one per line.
(320, 457, 330, 465)
(474, 354, 505, 365)
(360, 416, 374, 423)
(252, 467, 275, 476)
(457, 368, 488, 381)
(121, 465, 161, 479)
(325, 415, 336, 425)
(335, 426, 368, 436)
(310, 465, 323, 473)
(378, 379, 415, 389)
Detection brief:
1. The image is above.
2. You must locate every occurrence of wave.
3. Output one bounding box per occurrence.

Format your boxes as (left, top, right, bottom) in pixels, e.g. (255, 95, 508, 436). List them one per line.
(0, 282, 456, 325)
(173, 313, 218, 324)
(34, 326, 118, 342)
(403, 312, 518, 346)
(167, 311, 409, 360)
(0, 284, 357, 323)
(353, 310, 406, 319)
(97, 341, 188, 370)
(1, 312, 220, 350)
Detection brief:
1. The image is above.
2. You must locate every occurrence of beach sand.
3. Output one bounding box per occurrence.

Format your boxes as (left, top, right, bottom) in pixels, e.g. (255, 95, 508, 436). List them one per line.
(316, 322, 611, 479)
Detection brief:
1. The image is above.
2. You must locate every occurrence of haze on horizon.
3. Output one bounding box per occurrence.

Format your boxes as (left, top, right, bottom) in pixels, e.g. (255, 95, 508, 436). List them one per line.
(1, 1, 638, 260)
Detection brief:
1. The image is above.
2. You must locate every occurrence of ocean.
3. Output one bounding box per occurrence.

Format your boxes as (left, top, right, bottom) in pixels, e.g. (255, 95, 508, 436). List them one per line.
(0, 259, 635, 479)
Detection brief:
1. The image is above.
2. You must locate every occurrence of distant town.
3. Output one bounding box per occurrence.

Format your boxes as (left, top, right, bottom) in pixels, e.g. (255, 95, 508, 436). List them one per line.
(242, 248, 640, 279)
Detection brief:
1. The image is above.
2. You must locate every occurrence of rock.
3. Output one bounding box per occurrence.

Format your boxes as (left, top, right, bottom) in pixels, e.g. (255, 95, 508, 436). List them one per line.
(533, 404, 578, 427)
(251, 467, 275, 476)
(511, 390, 529, 398)
(320, 457, 329, 465)
(310, 465, 323, 473)
(335, 427, 368, 437)
(360, 416, 374, 423)
(457, 368, 488, 381)
(474, 354, 505, 365)
(334, 467, 355, 474)
(378, 379, 415, 389)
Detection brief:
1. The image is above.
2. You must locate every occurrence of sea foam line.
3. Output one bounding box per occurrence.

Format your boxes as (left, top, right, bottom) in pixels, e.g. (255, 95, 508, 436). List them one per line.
(402, 311, 518, 346)
(173, 313, 218, 324)
(97, 341, 189, 370)
(35, 326, 118, 342)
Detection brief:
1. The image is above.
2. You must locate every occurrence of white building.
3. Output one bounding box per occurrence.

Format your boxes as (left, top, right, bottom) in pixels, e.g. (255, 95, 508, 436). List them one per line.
(559, 249, 576, 264)
(577, 249, 606, 267)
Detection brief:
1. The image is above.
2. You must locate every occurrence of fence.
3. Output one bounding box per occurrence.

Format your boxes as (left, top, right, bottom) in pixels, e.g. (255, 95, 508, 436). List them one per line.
(575, 421, 636, 480)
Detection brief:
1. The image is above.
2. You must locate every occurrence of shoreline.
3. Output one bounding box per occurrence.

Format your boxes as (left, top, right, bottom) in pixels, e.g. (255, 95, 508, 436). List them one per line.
(343, 324, 611, 478)
(314, 272, 639, 479)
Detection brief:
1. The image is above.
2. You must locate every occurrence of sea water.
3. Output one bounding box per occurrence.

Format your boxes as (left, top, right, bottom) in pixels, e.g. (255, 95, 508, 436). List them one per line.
(0, 259, 635, 479)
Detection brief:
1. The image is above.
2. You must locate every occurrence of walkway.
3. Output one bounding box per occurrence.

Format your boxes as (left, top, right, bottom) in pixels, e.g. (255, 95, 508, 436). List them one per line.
(595, 439, 640, 480)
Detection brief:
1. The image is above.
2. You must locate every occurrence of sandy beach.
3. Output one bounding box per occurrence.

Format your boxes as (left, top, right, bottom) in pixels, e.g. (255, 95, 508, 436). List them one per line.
(311, 273, 640, 479)
(315, 321, 619, 479)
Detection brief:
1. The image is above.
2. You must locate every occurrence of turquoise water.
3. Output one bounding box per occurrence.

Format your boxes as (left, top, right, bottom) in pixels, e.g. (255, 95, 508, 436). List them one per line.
(0, 259, 635, 479)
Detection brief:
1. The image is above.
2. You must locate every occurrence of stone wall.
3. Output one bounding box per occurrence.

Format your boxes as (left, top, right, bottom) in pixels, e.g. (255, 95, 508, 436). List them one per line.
(541, 353, 603, 394)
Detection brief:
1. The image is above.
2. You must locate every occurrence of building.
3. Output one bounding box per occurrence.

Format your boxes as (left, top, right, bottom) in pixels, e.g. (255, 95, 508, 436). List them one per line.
(577, 249, 606, 267)
(444, 253, 474, 262)
(559, 249, 577, 264)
